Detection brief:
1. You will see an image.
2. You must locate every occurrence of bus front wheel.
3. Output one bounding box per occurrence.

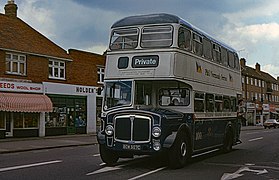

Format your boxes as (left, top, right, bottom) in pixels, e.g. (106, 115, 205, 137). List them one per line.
(99, 145, 119, 166)
(168, 132, 190, 169)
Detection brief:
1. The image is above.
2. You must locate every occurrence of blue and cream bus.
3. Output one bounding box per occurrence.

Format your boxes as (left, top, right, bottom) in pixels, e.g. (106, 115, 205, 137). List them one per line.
(97, 13, 242, 169)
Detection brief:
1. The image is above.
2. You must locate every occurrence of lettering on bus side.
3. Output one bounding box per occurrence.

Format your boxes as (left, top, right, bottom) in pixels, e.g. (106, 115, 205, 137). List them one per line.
(132, 55, 159, 68)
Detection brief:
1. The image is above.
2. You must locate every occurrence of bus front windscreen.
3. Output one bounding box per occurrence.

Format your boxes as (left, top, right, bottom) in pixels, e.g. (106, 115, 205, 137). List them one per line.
(104, 81, 132, 110)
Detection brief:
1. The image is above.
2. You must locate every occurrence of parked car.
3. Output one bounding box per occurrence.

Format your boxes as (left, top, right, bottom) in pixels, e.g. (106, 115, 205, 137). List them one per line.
(263, 119, 279, 129)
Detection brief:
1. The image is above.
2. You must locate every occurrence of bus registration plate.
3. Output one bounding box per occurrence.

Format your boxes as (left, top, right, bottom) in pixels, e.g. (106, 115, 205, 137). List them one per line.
(123, 144, 141, 150)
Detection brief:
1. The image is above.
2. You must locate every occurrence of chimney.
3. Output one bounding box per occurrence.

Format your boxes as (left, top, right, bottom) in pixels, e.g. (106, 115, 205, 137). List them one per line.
(4, 0, 18, 18)
(240, 58, 246, 67)
(255, 63, 260, 72)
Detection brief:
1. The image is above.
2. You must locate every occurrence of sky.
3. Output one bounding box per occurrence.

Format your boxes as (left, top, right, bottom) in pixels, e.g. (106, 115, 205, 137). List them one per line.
(1, 0, 279, 78)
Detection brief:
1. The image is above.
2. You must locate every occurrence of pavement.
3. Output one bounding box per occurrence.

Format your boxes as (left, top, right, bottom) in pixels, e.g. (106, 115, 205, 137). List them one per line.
(0, 125, 264, 154)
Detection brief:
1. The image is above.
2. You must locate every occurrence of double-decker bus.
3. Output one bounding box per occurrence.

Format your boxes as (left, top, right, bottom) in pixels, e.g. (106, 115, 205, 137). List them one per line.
(97, 13, 242, 169)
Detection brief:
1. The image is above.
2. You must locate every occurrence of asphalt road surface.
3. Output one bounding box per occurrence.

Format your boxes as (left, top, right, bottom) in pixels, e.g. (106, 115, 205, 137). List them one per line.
(1, 128, 279, 180)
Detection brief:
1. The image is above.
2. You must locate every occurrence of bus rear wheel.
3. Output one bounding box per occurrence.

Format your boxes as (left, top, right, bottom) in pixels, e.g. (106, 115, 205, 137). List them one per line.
(168, 132, 190, 169)
(99, 144, 119, 166)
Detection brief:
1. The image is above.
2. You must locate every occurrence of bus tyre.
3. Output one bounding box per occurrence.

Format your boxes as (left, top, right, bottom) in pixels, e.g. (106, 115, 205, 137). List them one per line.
(99, 145, 119, 166)
(168, 132, 190, 169)
(223, 130, 233, 153)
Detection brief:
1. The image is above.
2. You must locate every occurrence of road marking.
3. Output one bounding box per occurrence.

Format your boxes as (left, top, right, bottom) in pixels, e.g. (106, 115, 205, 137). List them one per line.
(192, 148, 219, 158)
(128, 167, 166, 180)
(248, 137, 263, 142)
(221, 166, 268, 180)
(93, 154, 100, 157)
(86, 164, 126, 176)
(0, 160, 62, 172)
(246, 132, 259, 135)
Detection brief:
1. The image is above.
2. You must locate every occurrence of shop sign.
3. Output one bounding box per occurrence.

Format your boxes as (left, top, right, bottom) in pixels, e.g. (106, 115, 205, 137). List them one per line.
(0, 81, 42, 93)
(246, 102, 255, 109)
(262, 104, 270, 111)
(43, 82, 97, 96)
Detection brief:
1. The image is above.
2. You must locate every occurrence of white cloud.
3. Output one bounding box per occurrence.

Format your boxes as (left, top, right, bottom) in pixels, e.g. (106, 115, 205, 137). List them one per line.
(235, 23, 279, 43)
(262, 64, 279, 78)
(84, 44, 108, 55)
(18, 0, 56, 38)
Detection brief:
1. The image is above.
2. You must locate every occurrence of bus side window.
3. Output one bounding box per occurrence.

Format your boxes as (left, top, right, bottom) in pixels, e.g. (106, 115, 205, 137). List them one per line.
(231, 97, 237, 112)
(178, 28, 191, 51)
(213, 44, 221, 63)
(228, 51, 235, 68)
(221, 47, 228, 67)
(223, 96, 231, 112)
(234, 54, 240, 70)
(205, 93, 214, 112)
(203, 38, 212, 60)
(193, 33, 203, 56)
(215, 95, 223, 112)
(194, 92, 205, 112)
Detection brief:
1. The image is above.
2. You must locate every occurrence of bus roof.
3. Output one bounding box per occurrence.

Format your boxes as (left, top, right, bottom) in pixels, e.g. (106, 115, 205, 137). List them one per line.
(111, 13, 236, 52)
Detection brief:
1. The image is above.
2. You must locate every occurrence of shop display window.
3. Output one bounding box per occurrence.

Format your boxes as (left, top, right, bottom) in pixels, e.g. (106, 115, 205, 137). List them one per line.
(14, 113, 39, 129)
(46, 96, 87, 128)
(0, 112, 5, 129)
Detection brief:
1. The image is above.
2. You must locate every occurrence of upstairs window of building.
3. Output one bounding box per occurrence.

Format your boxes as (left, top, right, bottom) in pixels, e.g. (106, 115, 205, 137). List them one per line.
(97, 66, 105, 84)
(49, 59, 65, 80)
(5, 53, 26, 76)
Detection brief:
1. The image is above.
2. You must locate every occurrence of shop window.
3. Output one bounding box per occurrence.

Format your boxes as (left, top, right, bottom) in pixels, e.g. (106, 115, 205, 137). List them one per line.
(46, 107, 67, 127)
(14, 113, 39, 129)
(49, 59, 65, 80)
(0, 112, 5, 129)
(24, 113, 39, 128)
(46, 97, 87, 128)
(5, 52, 26, 76)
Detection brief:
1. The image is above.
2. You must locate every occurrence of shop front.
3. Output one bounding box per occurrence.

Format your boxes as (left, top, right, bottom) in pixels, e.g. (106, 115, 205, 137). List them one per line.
(245, 102, 256, 125)
(43, 82, 97, 136)
(0, 81, 52, 138)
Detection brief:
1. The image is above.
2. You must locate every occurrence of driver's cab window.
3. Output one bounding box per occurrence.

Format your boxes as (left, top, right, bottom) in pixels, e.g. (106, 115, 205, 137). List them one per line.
(159, 88, 190, 106)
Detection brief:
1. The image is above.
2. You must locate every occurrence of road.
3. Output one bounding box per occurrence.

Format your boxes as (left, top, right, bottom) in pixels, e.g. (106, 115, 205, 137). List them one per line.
(0, 128, 279, 180)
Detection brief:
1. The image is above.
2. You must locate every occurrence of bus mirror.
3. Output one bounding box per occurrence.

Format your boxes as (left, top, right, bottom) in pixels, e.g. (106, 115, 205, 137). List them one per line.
(97, 87, 103, 95)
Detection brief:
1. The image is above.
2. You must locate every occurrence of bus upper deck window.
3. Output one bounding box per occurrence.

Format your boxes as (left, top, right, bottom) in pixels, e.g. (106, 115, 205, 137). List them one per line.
(110, 28, 139, 50)
(141, 25, 173, 48)
(193, 33, 203, 56)
(178, 28, 191, 51)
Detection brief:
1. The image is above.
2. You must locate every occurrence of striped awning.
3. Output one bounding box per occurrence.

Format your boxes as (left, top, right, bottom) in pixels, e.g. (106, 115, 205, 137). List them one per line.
(0, 92, 53, 112)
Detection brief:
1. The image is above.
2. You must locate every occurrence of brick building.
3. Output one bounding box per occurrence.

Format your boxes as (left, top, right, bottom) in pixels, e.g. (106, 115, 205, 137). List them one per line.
(240, 58, 279, 125)
(0, 0, 105, 138)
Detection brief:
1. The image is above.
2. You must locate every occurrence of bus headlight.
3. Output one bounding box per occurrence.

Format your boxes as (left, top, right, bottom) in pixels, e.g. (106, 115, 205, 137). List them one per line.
(152, 127, 161, 138)
(105, 125, 114, 136)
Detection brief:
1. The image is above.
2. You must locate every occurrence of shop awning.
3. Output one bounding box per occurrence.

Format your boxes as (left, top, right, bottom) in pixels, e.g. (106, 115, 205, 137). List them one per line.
(0, 92, 53, 112)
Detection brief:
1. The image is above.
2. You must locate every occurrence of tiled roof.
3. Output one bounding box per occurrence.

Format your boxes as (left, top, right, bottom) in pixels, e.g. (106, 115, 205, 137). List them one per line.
(0, 13, 70, 60)
(242, 65, 276, 82)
